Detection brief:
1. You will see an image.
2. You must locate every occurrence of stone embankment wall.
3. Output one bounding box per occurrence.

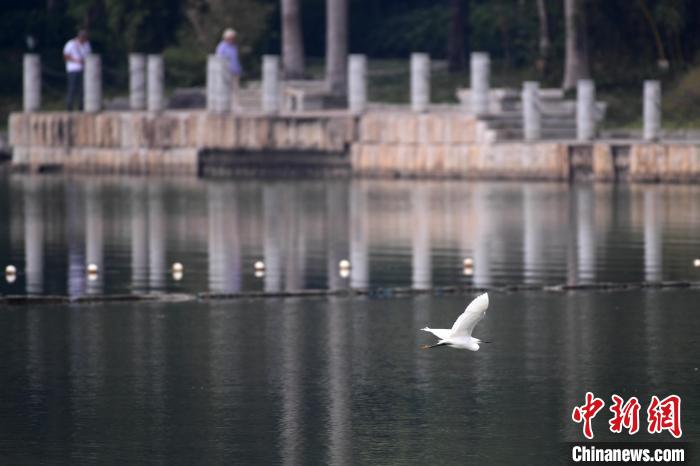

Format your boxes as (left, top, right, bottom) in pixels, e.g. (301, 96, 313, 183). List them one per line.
(9, 111, 356, 174)
(8, 110, 700, 181)
(351, 112, 569, 179)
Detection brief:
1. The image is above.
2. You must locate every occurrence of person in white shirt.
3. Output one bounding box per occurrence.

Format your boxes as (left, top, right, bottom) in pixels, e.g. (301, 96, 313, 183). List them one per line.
(63, 30, 91, 111)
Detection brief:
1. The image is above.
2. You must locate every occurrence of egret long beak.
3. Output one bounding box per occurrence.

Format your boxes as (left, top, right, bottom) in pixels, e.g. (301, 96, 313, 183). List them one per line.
(421, 343, 446, 349)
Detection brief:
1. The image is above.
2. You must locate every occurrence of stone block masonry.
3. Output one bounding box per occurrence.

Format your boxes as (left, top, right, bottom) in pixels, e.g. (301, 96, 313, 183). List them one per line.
(8, 109, 700, 181)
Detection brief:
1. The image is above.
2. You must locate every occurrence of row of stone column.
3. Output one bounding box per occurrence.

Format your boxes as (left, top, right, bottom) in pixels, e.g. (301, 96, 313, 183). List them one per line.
(521, 79, 661, 141)
(22, 53, 164, 112)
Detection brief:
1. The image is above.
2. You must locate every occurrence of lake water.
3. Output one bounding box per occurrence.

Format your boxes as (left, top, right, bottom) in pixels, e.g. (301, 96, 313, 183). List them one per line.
(1, 170, 699, 464)
(1, 171, 700, 296)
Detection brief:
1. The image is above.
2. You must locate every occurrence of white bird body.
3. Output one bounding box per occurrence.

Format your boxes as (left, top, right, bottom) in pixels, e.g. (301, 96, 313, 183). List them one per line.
(421, 292, 490, 351)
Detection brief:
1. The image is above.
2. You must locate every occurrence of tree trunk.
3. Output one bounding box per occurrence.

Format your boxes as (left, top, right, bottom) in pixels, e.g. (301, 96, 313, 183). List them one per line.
(536, 0, 550, 76)
(447, 0, 469, 73)
(326, 0, 348, 96)
(282, 0, 305, 79)
(562, 0, 590, 91)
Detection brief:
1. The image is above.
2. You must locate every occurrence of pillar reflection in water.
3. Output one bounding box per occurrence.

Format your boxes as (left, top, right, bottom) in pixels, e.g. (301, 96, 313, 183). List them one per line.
(23, 179, 43, 294)
(263, 185, 284, 292)
(569, 185, 596, 285)
(472, 184, 492, 287)
(66, 183, 86, 297)
(207, 184, 241, 293)
(131, 182, 149, 292)
(643, 188, 662, 282)
(325, 182, 350, 290)
(284, 187, 307, 292)
(326, 298, 351, 464)
(411, 186, 431, 290)
(85, 183, 103, 295)
(523, 186, 544, 284)
(279, 302, 303, 466)
(349, 181, 369, 289)
(148, 185, 166, 290)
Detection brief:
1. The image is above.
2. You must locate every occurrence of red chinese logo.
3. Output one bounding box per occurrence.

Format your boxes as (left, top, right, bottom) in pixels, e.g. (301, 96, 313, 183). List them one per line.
(572, 392, 606, 439)
(647, 395, 682, 438)
(609, 394, 641, 434)
(572, 393, 682, 439)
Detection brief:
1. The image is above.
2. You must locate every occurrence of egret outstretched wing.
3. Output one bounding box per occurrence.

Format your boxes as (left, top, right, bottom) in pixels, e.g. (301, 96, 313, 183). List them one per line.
(449, 293, 489, 337)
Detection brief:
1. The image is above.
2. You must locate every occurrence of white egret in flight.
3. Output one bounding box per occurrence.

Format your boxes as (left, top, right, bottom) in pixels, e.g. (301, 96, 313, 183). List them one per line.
(420, 292, 490, 351)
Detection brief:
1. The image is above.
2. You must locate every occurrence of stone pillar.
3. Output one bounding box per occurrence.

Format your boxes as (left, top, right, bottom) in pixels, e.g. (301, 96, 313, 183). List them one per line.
(410, 53, 430, 112)
(348, 54, 367, 113)
(522, 81, 541, 141)
(23, 54, 41, 112)
(262, 55, 280, 114)
(643, 80, 661, 142)
(147, 54, 164, 112)
(470, 52, 490, 115)
(84, 54, 102, 112)
(129, 53, 146, 110)
(576, 79, 596, 141)
(206, 55, 217, 112)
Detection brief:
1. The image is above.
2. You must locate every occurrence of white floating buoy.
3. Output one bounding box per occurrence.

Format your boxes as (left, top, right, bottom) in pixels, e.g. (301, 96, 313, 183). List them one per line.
(694, 258, 700, 268)
(87, 263, 99, 274)
(462, 266, 474, 277)
(339, 259, 351, 270)
(6, 274, 16, 284)
(172, 262, 184, 273)
(339, 268, 350, 279)
(463, 257, 473, 268)
(5, 265, 16, 275)
(254, 260, 265, 271)
(172, 270, 183, 281)
(254, 270, 265, 278)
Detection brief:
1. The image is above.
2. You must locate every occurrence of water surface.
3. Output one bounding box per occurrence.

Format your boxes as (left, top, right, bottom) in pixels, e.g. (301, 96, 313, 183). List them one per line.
(2, 172, 700, 296)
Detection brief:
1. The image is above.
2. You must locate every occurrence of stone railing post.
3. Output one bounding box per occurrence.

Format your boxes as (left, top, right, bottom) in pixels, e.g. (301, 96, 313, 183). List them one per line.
(23, 54, 41, 112)
(206, 55, 217, 112)
(470, 52, 490, 115)
(262, 55, 280, 114)
(643, 80, 661, 141)
(522, 81, 541, 141)
(84, 54, 102, 112)
(410, 53, 430, 112)
(147, 54, 164, 112)
(348, 54, 367, 113)
(129, 53, 146, 110)
(576, 79, 595, 141)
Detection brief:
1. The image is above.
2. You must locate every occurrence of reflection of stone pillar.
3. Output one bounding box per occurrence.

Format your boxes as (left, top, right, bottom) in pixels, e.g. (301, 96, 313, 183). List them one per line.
(208, 185, 242, 293)
(644, 189, 662, 282)
(147, 54, 164, 112)
(410, 53, 430, 112)
(575, 186, 595, 283)
(85, 184, 103, 294)
(129, 53, 146, 110)
(263, 185, 283, 292)
(66, 183, 86, 297)
(347, 54, 367, 113)
(576, 79, 595, 141)
(24, 180, 43, 294)
(349, 182, 369, 289)
(326, 298, 351, 464)
(523, 187, 543, 285)
(643, 80, 661, 142)
(473, 185, 492, 287)
(522, 81, 541, 141)
(262, 55, 280, 114)
(84, 54, 102, 112)
(326, 181, 350, 290)
(411, 187, 431, 289)
(23, 54, 41, 112)
(148, 185, 165, 290)
(131, 183, 148, 292)
(470, 52, 490, 115)
(280, 300, 303, 466)
(285, 187, 307, 292)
